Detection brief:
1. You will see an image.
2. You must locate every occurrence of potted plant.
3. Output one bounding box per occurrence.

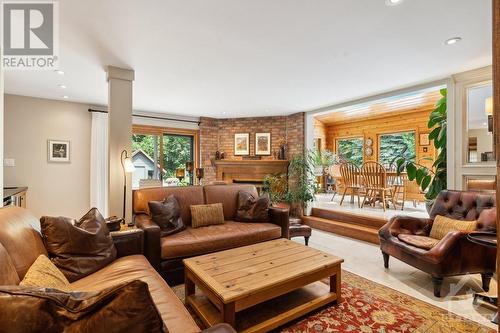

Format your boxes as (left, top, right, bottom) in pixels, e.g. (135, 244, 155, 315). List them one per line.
(284, 150, 317, 217)
(396, 88, 447, 213)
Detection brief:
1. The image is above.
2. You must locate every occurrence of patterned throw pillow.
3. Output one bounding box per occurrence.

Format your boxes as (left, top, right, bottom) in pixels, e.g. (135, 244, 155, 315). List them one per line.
(148, 195, 186, 237)
(429, 215, 477, 240)
(190, 203, 225, 228)
(235, 191, 270, 222)
(20, 254, 70, 291)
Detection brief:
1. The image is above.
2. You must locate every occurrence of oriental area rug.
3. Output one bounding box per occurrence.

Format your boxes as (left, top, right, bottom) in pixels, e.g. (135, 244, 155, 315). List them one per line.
(172, 270, 495, 333)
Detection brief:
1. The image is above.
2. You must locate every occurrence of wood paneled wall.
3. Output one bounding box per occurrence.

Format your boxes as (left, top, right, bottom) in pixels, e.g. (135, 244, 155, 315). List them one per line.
(317, 107, 437, 201)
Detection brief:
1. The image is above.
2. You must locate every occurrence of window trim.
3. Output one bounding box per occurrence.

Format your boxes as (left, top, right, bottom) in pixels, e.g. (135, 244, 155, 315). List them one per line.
(132, 125, 200, 183)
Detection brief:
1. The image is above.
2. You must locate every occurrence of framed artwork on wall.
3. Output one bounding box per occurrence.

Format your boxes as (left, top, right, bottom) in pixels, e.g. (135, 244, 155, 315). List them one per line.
(419, 133, 430, 146)
(48, 140, 70, 163)
(234, 133, 250, 155)
(255, 132, 271, 155)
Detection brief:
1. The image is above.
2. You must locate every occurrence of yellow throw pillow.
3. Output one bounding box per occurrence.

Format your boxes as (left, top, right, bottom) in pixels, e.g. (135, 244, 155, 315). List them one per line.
(429, 215, 477, 240)
(190, 203, 225, 228)
(20, 255, 70, 291)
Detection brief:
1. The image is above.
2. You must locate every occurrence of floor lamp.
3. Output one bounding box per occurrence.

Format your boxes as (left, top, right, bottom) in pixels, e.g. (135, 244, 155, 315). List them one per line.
(120, 150, 135, 220)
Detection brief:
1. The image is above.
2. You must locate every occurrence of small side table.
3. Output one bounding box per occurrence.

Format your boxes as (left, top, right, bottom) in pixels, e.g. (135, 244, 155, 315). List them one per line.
(110, 225, 144, 258)
(467, 232, 497, 324)
(289, 217, 312, 246)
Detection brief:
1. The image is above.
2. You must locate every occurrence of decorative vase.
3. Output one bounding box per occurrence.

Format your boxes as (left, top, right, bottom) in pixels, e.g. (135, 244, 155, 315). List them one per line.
(278, 146, 286, 160)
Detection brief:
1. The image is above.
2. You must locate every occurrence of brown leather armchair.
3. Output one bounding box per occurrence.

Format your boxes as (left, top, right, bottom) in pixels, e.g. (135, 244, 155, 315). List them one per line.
(379, 190, 496, 297)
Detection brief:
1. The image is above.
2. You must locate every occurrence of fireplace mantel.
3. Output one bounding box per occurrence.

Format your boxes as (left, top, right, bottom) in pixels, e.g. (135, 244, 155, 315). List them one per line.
(214, 160, 289, 184)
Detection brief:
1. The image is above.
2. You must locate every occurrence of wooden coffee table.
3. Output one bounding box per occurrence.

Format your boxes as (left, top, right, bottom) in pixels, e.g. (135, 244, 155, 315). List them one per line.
(184, 239, 343, 333)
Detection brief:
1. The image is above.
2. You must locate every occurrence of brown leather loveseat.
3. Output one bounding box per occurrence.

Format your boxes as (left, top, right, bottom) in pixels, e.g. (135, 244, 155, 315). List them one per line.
(0, 206, 234, 333)
(133, 184, 289, 284)
(379, 190, 496, 297)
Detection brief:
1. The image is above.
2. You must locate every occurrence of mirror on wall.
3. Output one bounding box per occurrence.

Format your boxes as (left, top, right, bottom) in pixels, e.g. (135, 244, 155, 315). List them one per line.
(466, 83, 494, 163)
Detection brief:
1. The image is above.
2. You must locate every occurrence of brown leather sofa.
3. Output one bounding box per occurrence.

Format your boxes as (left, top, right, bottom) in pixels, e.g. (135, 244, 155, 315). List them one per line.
(133, 184, 289, 285)
(0, 206, 234, 333)
(379, 190, 497, 297)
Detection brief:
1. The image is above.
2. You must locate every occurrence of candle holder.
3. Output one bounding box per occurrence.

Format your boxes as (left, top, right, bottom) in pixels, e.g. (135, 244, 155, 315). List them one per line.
(175, 168, 185, 184)
(196, 168, 204, 185)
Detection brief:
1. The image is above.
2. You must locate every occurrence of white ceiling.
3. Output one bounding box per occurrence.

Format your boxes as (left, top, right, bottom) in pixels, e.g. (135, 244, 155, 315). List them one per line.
(4, 0, 492, 118)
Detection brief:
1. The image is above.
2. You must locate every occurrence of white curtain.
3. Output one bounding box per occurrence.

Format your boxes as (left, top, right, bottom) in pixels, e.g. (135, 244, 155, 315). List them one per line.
(90, 112, 109, 216)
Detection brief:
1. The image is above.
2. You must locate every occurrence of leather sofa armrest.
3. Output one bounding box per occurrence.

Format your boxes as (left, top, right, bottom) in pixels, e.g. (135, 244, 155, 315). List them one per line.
(269, 207, 290, 239)
(425, 231, 470, 263)
(134, 214, 161, 271)
(201, 323, 237, 333)
(379, 215, 433, 240)
(111, 229, 144, 258)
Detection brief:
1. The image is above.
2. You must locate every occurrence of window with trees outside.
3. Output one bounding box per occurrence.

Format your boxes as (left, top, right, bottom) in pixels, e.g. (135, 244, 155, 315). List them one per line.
(131, 126, 198, 188)
(378, 131, 416, 167)
(336, 137, 363, 166)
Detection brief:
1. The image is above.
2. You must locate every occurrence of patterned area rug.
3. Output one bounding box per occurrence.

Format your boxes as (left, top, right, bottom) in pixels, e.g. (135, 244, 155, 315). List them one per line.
(172, 270, 495, 333)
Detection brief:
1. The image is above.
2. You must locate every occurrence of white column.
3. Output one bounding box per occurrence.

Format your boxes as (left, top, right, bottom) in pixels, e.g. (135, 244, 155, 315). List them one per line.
(107, 66, 134, 221)
(0, 47, 4, 203)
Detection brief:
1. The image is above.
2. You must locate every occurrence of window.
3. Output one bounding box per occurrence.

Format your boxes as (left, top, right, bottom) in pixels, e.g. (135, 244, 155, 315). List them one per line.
(132, 126, 198, 188)
(336, 137, 363, 166)
(378, 131, 416, 167)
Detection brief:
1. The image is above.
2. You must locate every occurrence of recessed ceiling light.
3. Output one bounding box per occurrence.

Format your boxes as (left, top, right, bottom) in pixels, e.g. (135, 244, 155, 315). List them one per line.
(445, 37, 462, 45)
(62, 95, 69, 99)
(54, 70, 65, 75)
(386, 0, 403, 6)
(58, 84, 67, 89)
(483, 122, 488, 126)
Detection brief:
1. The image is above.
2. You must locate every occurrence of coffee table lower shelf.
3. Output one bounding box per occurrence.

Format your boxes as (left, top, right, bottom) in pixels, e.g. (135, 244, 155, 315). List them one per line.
(186, 281, 338, 333)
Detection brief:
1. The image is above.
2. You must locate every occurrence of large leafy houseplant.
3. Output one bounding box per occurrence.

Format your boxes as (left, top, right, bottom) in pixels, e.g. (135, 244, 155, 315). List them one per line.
(285, 150, 317, 217)
(396, 88, 447, 203)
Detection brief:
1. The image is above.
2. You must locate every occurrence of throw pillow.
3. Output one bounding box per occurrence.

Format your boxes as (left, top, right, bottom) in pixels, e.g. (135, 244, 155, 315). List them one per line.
(397, 234, 440, 250)
(190, 203, 225, 228)
(148, 195, 186, 237)
(0, 280, 166, 333)
(235, 191, 270, 222)
(429, 215, 477, 240)
(40, 208, 117, 282)
(20, 254, 70, 291)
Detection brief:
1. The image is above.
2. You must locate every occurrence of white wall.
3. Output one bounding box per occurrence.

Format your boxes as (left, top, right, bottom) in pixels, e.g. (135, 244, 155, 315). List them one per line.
(4, 94, 91, 218)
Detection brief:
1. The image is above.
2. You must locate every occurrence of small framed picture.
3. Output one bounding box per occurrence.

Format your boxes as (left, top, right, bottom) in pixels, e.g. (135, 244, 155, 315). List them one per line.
(419, 133, 430, 146)
(255, 133, 271, 155)
(234, 133, 250, 156)
(48, 140, 70, 163)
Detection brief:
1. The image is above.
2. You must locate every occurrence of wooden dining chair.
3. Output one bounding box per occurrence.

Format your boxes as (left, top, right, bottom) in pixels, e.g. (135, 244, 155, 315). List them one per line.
(360, 161, 396, 211)
(339, 162, 363, 207)
(387, 164, 407, 210)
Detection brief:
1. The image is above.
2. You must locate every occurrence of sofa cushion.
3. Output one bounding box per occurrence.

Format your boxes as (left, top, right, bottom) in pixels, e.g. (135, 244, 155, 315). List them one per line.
(149, 195, 186, 237)
(0, 280, 166, 333)
(160, 221, 281, 259)
(204, 184, 258, 220)
(40, 208, 117, 282)
(70, 255, 199, 333)
(397, 234, 440, 250)
(190, 203, 225, 228)
(20, 254, 70, 290)
(0, 206, 47, 280)
(0, 242, 20, 285)
(134, 186, 205, 226)
(429, 215, 477, 240)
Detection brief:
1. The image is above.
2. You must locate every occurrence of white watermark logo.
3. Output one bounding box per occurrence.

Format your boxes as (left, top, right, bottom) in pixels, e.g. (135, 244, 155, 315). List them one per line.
(2, 1, 59, 70)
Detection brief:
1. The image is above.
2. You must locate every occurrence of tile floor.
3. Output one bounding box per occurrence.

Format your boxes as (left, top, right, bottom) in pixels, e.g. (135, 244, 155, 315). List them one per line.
(293, 228, 497, 329)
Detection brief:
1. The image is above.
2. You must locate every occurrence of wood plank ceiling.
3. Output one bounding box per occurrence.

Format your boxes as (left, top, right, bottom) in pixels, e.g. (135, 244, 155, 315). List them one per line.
(315, 89, 441, 125)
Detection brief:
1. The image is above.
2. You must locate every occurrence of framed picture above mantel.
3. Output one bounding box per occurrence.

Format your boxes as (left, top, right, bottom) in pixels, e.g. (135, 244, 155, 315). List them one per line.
(255, 132, 271, 155)
(234, 133, 250, 155)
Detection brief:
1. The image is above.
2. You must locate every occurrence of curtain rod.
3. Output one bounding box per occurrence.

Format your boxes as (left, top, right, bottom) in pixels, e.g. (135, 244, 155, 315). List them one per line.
(88, 108, 200, 125)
